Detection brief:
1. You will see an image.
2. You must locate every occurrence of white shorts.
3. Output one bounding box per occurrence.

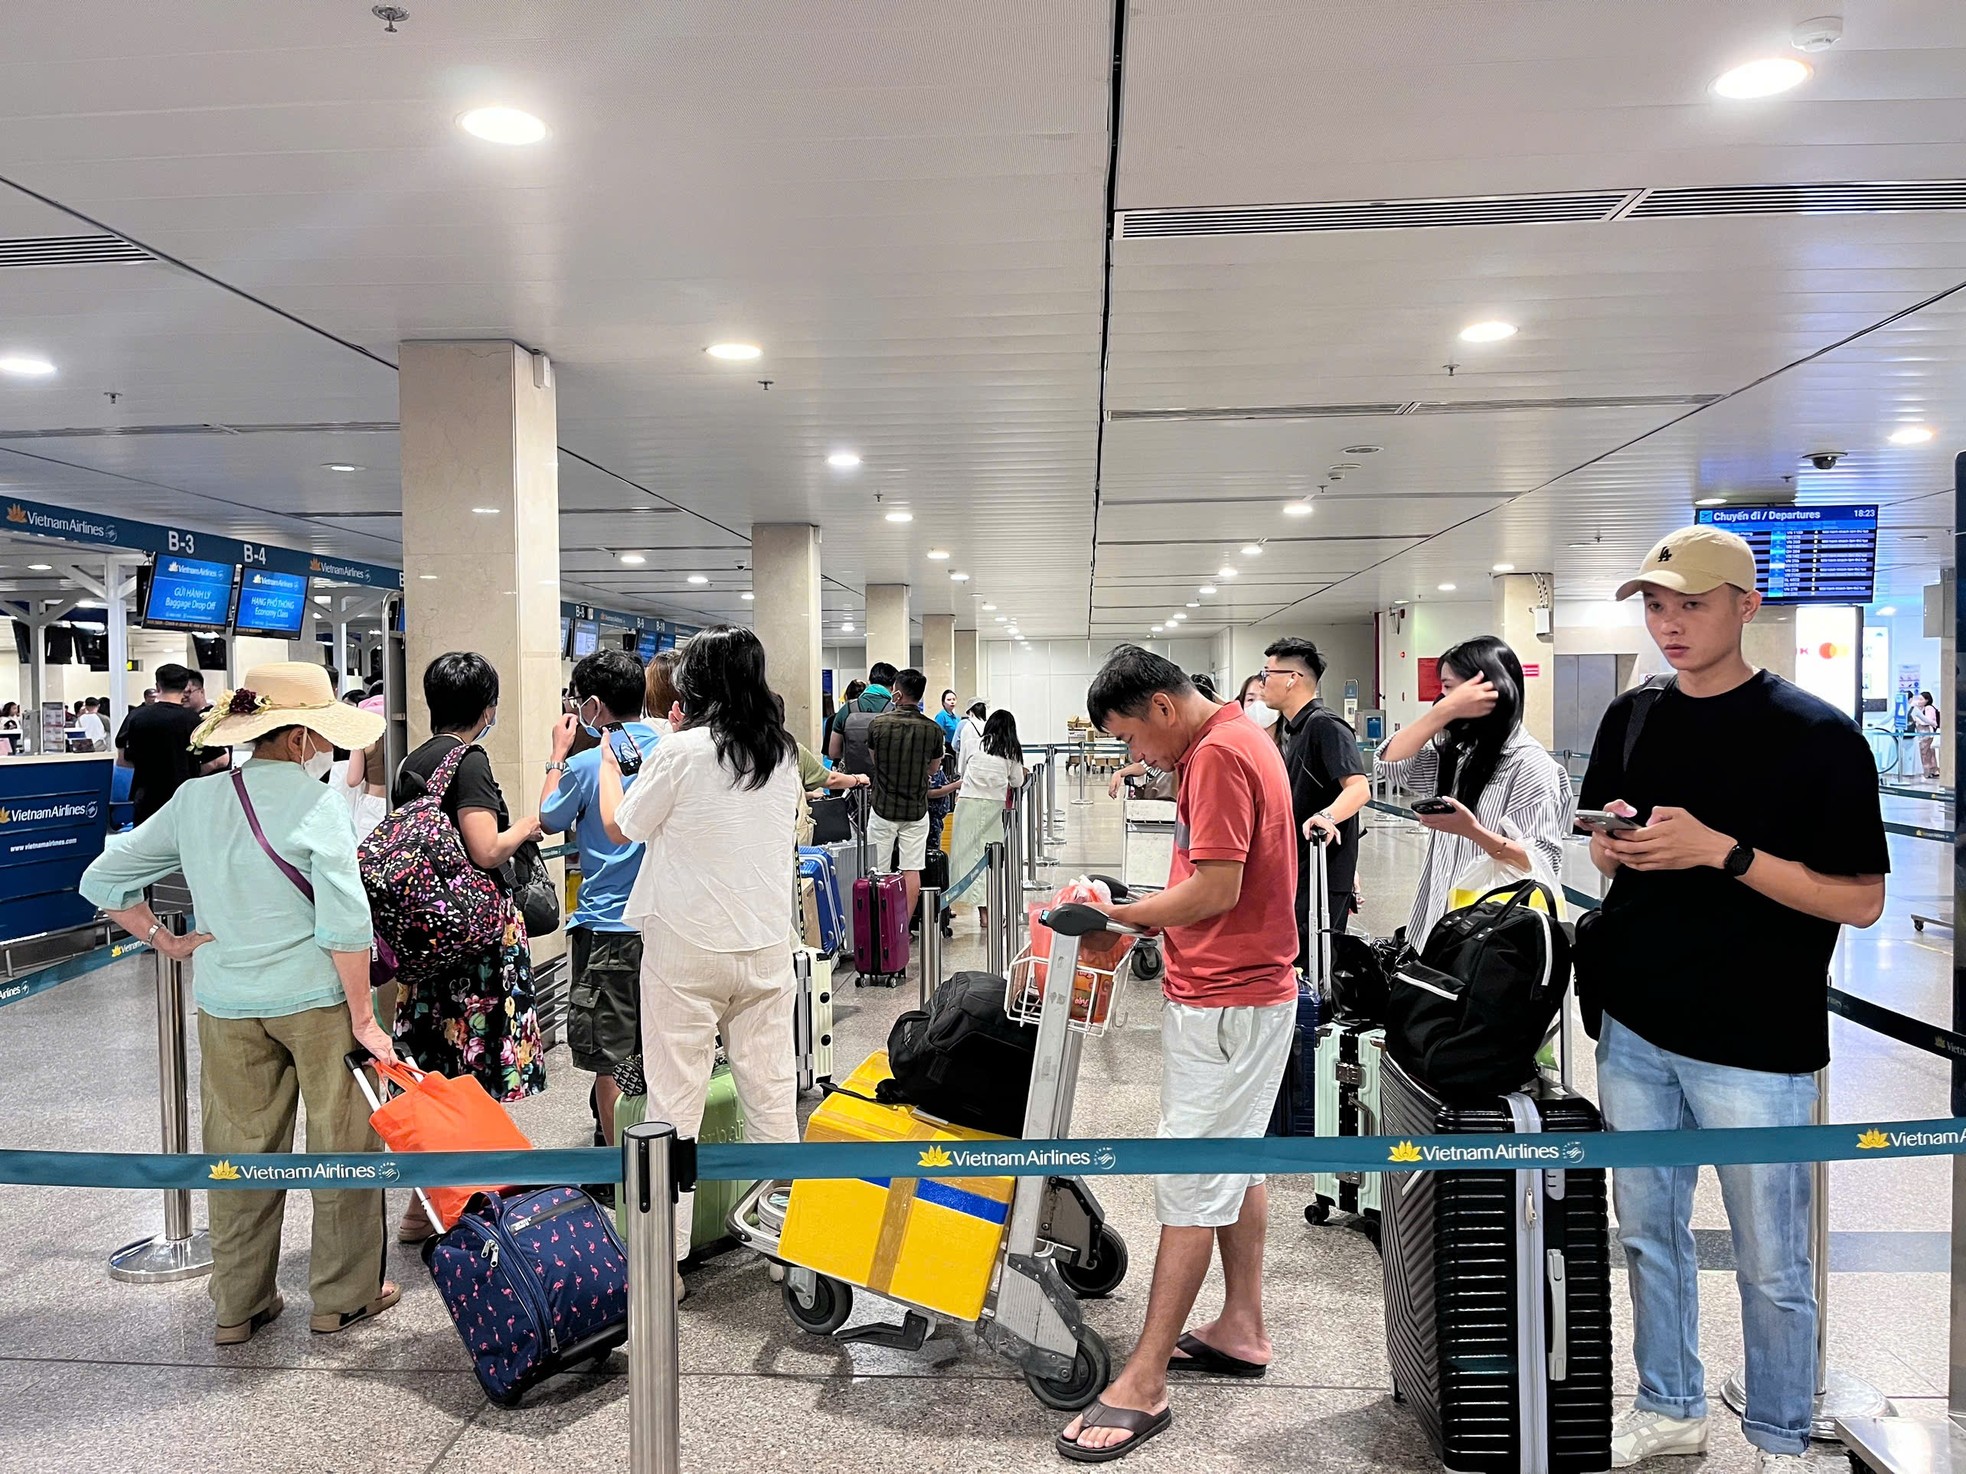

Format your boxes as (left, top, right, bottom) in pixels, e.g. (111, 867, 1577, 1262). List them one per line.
(1156, 998, 1295, 1228)
(867, 811, 930, 873)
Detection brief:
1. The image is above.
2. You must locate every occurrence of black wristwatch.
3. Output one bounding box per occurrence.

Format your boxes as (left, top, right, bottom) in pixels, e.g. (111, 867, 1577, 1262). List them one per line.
(1722, 842, 1755, 878)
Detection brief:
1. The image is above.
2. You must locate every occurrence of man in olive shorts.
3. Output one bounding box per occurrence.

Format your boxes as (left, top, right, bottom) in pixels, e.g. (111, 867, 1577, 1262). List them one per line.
(540, 649, 662, 1152)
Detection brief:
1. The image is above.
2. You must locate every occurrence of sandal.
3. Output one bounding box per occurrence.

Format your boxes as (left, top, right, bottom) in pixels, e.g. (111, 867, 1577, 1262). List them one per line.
(215, 1294, 284, 1346)
(1166, 1331, 1268, 1378)
(1056, 1400, 1172, 1463)
(397, 1197, 438, 1245)
(309, 1281, 402, 1335)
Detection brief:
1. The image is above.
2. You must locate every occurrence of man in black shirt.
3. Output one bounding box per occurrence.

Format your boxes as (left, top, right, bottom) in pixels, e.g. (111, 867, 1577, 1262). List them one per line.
(115, 663, 228, 825)
(1257, 637, 1369, 962)
(1577, 526, 1887, 1470)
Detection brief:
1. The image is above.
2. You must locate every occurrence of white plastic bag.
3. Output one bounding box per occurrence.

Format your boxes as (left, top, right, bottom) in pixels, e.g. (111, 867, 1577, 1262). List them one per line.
(1447, 817, 1561, 917)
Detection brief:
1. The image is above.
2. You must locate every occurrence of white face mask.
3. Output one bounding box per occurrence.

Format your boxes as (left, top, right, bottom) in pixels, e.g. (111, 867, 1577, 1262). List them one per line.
(302, 738, 334, 781)
(1244, 699, 1280, 729)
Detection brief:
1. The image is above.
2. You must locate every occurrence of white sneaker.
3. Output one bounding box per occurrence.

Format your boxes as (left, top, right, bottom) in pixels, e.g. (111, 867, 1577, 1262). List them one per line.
(1610, 1408, 1709, 1467)
(1757, 1454, 1812, 1472)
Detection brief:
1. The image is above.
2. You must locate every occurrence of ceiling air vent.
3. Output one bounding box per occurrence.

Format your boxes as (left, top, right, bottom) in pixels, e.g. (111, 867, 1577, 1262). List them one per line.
(1116, 189, 1636, 239)
(1110, 403, 1408, 423)
(0, 234, 154, 268)
(1626, 180, 1966, 219)
(0, 421, 399, 439)
(1408, 394, 1723, 414)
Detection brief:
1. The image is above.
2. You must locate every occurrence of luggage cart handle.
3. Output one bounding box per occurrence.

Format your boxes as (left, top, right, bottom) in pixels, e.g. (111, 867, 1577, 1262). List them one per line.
(1082, 873, 1132, 902)
(1039, 902, 1146, 938)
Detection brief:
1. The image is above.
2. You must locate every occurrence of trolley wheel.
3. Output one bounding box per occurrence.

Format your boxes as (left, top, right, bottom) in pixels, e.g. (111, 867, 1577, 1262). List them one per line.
(1025, 1327, 1112, 1411)
(1057, 1225, 1129, 1300)
(1304, 1200, 1332, 1227)
(1357, 1215, 1383, 1255)
(1131, 942, 1163, 983)
(783, 1273, 853, 1336)
(1915, 917, 1926, 932)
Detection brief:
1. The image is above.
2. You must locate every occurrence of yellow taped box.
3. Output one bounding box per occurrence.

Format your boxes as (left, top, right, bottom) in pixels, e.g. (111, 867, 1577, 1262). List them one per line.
(779, 1050, 1014, 1323)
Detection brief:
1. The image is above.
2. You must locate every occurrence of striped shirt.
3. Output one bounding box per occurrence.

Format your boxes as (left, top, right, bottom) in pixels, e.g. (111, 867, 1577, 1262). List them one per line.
(1377, 726, 1572, 949)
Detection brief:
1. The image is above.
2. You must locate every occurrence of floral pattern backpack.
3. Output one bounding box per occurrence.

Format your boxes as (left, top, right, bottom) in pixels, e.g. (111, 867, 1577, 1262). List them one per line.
(359, 742, 511, 973)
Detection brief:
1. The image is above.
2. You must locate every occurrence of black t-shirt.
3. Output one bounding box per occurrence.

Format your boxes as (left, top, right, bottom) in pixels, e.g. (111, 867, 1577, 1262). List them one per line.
(1282, 701, 1366, 891)
(119, 701, 212, 825)
(1578, 671, 1888, 1073)
(395, 737, 509, 864)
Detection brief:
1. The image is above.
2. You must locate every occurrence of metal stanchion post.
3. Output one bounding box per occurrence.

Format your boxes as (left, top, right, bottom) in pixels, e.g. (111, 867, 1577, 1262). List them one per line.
(1045, 747, 1064, 840)
(625, 1121, 685, 1474)
(1719, 1063, 1890, 1439)
(1073, 738, 1092, 806)
(109, 914, 213, 1283)
(920, 886, 941, 1008)
(985, 841, 1007, 976)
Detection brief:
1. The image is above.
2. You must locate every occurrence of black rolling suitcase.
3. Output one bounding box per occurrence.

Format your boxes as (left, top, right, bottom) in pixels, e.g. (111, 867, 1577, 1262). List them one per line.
(1379, 1055, 1612, 1474)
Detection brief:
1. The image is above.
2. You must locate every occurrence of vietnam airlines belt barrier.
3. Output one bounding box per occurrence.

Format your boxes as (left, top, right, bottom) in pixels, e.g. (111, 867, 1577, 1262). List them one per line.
(0, 933, 153, 1011)
(6, 1117, 1966, 1192)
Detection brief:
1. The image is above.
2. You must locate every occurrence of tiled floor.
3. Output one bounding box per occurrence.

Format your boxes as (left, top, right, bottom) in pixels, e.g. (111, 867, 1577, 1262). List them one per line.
(0, 785, 1950, 1472)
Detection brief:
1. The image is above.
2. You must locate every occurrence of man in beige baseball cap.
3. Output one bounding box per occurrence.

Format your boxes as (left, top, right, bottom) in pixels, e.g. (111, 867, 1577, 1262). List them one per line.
(1614, 525, 1760, 603)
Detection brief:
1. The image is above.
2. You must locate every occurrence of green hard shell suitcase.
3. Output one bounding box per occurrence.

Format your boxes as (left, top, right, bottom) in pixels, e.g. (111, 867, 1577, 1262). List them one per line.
(614, 1056, 750, 1258)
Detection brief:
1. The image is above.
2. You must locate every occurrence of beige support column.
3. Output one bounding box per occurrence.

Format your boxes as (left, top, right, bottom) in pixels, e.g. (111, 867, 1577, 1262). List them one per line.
(752, 523, 823, 749)
(922, 614, 956, 708)
(954, 626, 980, 704)
(1929, 574, 1956, 786)
(1492, 572, 1555, 747)
(866, 584, 910, 673)
(399, 339, 563, 959)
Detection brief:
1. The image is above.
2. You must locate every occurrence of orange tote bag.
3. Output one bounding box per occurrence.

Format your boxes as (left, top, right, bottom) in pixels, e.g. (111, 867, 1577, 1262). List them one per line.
(363, 1059, 532, 1229)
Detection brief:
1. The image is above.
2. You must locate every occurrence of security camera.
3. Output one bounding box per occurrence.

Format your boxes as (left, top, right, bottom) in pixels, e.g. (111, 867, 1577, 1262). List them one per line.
(1806, 450, 1844, 471)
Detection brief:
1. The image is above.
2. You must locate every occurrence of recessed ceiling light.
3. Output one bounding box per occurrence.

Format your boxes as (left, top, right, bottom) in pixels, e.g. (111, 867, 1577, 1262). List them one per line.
(1392, 599, 1409, 607)
(1459, 320, 1517, 343)
(981, 603, 997, 611)
(0, 355, 56, 377)
(1240, 544, 1262, 557)
(706, 342, 762, 361)
(827, 450, 862, 469)
(26, 563, 50, 571)
(1186, 601, 1199, 608)
(687, 573, 709, 585)
(1492, 563, 1515, 573)
(323, 463, 362, 473)
(1876, 606, 1899, 617)
(1342, 445, 1381, 455)
(472, 506, 499, 515)
(1568, 541, 1594, 549)
(741, 592, 754, 601)
(418, 573, 439, 581)
(1217, 566, 1238, 579)
(1199, 584, 1217, 595)
(458, 106, 548, 145)
(1283, 501, 1313, 516)
(1438, 582, 1457, 592)
(312, 595, 331, 606)
(884, 511, 913, 523)
(1169, 613, 1185, 621)
(994, 615, 1007, 623)
(950, 571, 970, 582)
(842, 622, 854, 632)
(1152, 625, 1164, 633)
(1330, 462, 1362, 472)
(1711, 56, 1811, 99)
(619, 553, 646, 565)
(1695, 496, 1728, 507)
(926, 549, 951, 560)
(1888, 425, 1935, 446)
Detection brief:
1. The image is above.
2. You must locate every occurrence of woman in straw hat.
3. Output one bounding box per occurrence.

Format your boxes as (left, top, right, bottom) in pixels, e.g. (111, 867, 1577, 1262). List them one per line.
(80, 662, 402, 1345)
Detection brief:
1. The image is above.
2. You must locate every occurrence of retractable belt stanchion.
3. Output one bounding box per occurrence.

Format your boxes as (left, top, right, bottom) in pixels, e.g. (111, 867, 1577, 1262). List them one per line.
(1044, 746, 1065, 843)
(1720, 1061, 1890, 1439)
(920, 887, 941, 1008)
(624, 1121, 685, 1474)
(108, 913, 213, 1283)
(1073, 738, 1092, 807)
(984, 840, 1007, 976)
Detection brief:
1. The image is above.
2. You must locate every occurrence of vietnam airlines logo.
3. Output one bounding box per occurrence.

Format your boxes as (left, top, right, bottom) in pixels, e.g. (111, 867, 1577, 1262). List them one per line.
(1388, 1141, 1422, 1163)
(5, 504, 25, 525)
(0, 809, 12, 826)
(309, 558, 323, 572)
(1857, 1129, 1890, 1150)
(208, 1160, 242, 1181)
(916, 1146, 953, 1169)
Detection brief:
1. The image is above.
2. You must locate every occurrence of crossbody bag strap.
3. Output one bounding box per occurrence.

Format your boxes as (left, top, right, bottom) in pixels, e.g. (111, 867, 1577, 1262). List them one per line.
(233, 768, 314, 903)
(1621, 675, 1677, 771)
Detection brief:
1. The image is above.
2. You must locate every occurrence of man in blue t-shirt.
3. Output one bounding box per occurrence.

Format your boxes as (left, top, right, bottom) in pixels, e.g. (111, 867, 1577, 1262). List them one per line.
(539, 649, 662, 1146)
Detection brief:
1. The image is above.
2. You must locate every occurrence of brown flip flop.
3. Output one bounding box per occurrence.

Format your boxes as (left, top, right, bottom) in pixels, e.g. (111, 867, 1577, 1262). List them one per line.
(309, 1281, 402, 1335)
(1056, 1400, 1173, 1463)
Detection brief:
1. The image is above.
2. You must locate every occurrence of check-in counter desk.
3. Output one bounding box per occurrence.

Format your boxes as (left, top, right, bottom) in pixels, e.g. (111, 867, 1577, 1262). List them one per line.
(0, 754, 113, 944)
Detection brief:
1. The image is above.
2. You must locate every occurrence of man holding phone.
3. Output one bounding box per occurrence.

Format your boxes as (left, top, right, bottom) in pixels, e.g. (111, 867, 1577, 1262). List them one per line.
(540, 649, 662, 1154)
(1576, 526, 1887, 1472)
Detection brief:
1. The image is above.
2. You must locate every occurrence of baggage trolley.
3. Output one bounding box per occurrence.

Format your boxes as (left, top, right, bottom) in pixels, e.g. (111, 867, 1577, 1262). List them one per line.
(728, 891, 1146, 1410)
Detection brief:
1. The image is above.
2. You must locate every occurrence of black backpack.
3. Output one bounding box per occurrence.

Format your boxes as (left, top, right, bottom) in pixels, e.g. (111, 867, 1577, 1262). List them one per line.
(839, 708, 880, 777)
(875, 970, 1034, 1136)
(1386, 880, 1571, 1099)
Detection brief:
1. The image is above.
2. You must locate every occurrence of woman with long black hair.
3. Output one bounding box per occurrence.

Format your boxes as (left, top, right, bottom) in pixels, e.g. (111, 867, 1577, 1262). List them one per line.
(947, 708, 1028, 931)
(1375, 635, 1570, 948)
(595, 626, 799, 1293)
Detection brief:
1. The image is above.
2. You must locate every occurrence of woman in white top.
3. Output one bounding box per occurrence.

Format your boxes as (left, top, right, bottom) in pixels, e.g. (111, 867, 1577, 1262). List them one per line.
(954, 700, 988, 774)
(947, 708, 1027, 930)
(1376, 635, 1571, 949)
(597, 626, 800, 1287)
(1912, 690, 1942, 780)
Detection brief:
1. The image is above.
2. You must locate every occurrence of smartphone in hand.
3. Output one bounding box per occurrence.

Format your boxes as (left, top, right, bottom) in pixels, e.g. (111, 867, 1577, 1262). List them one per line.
(1410, 797, 1457, 816)
(1575, 808, 1642, 836)
(605, 723, 643, 776)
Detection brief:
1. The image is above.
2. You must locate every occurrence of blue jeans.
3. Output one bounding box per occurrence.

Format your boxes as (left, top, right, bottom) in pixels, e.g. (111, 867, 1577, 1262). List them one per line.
(1596, 1017, 1817, 1456)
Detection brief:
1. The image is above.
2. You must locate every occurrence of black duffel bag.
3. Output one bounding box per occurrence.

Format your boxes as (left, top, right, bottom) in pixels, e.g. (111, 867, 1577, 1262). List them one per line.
(1386, 880, 1570, 1099)
(876, 970, 1034, 1137)
(1327, 930, 1399, 1023)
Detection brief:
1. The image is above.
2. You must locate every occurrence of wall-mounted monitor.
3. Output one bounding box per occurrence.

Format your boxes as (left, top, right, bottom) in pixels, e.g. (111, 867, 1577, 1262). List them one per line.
(636, 631, 660, 662)
(43, 626, 75, 665)
(560, 615, 572, 656)
(192, 635, 228, 671)
(138, 555, 237, 632)
(232, 569, 311, 639)
(1694, 503, 1877, 605)
(10, 621, 27, 666)
(570, 620, 599, 659)
(75, 630, 109, 672)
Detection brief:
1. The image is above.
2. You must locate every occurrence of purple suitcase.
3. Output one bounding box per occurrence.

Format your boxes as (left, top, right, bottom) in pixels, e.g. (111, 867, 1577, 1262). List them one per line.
(852, 872, 909, 986)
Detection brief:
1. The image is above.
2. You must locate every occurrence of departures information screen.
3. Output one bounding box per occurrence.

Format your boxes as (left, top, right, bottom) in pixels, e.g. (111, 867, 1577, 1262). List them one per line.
(1695, 503, 1878, 605)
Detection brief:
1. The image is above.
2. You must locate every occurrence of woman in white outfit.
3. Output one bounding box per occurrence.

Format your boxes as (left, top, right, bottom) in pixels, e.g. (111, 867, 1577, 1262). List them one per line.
(596, 625, 799, 1293)
(947, 708, 1027, 932)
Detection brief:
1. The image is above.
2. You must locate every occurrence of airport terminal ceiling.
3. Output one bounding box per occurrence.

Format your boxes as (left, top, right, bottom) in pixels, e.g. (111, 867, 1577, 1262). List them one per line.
(0, 0, 1959, 644)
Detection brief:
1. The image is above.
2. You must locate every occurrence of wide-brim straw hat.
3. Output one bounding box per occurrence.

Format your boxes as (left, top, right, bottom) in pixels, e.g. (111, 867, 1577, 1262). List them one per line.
(190, 662, 385, 750)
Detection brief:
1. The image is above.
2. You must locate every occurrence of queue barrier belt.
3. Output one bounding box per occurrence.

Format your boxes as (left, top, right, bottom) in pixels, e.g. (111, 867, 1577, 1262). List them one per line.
(6, 1117, 1966, 1193)
(0, 935, 153, 1012)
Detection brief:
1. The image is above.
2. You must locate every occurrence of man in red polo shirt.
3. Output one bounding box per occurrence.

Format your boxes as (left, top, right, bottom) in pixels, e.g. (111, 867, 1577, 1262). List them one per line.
(1057, 646, 1299, 1463)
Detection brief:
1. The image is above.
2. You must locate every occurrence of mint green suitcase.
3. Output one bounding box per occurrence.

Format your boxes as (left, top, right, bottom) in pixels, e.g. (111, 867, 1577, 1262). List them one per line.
(615, 1057, 750, 1258)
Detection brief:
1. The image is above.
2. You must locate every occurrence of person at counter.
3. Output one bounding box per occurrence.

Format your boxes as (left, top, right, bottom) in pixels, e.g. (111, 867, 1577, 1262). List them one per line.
(115, 663, 229, 824)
